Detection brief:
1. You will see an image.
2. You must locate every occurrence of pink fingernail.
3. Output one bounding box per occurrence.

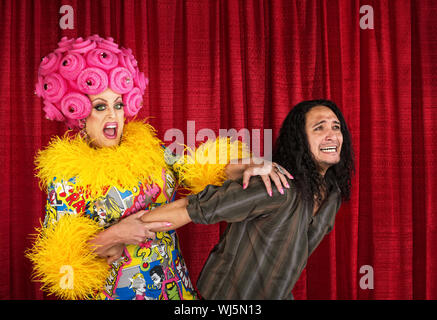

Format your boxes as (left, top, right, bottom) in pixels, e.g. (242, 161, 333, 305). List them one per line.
(279, 188, 284, 194)
(285, 182, 290, 188)
(243, 183, 247, 189)
(165, 223, 172, 227)
(268, 190, 272, 197)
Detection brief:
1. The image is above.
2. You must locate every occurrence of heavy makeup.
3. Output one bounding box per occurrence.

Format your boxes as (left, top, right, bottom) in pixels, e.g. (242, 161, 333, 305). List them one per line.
(86, 88, 125, 148)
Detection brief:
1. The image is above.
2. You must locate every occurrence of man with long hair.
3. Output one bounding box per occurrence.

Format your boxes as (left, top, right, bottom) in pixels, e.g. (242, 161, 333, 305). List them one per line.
(136, 99, 355, 299)
(273, 99, 354, 218)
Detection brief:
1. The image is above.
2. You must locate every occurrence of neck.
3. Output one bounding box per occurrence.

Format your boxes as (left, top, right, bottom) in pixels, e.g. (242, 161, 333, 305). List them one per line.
(318, 164, 329, 177)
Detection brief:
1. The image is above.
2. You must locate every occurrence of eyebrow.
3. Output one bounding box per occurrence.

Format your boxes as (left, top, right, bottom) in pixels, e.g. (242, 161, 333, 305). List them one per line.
(91, 96, 122, 103)
(312, 120, 341, 128)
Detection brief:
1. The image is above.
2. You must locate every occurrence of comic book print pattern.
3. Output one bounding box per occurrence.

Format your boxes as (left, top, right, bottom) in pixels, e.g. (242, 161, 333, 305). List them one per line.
(98, 231, 195, 300)
(44, 168, 196, 300)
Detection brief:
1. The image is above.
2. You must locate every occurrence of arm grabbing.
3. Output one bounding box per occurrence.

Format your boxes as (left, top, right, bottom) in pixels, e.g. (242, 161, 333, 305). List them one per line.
(225, 157, 293, 196)
(140, 198, 192, 232)
(89, 211, 172, 262)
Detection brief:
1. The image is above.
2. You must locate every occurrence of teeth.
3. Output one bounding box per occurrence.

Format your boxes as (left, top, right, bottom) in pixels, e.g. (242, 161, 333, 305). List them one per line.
(105, 125, 116, 129)
(320, 147, 337, 152)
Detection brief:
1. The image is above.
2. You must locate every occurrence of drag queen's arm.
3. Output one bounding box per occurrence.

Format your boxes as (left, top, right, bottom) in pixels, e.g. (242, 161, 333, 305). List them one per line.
(170, 138, 292, 196)
(224, 157, 293, 196)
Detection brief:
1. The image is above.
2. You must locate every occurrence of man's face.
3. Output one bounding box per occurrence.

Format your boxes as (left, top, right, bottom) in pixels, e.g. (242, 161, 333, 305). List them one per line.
(305, 106, 343, 175)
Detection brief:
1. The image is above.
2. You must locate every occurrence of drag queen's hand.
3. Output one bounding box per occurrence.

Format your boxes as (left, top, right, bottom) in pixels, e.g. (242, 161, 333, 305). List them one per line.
(242, 159, 293, 197)
(90, 211, 172, 258)
(112, 211, 171, 245)
(105, 243, 125, 264)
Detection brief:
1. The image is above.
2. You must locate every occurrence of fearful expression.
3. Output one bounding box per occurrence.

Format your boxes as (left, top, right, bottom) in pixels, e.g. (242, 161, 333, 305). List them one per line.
(86, 88, 125, 148)
(305, 106, 343, 175)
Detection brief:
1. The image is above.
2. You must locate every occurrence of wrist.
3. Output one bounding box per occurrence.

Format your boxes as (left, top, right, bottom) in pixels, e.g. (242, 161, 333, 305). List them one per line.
(90, 225, 123, 256)
(225, 159, 251, 179)
(105, 223, 124, 245)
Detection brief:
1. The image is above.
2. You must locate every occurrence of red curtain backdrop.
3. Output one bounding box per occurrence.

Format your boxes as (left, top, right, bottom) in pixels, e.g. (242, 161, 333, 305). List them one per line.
(0, 0, 435, 300)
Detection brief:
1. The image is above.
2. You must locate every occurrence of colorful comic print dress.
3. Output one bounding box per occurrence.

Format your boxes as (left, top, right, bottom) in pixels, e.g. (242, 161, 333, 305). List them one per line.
(35, 122, 197, 300)
(44, 170, 196, 300)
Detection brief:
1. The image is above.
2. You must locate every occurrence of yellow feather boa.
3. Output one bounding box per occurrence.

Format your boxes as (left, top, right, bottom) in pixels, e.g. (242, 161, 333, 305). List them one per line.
(174, 137, 251, 194)
(35, 120, 251, 196)
(26, 215, 109, 300)
(35, 120, 168, 197)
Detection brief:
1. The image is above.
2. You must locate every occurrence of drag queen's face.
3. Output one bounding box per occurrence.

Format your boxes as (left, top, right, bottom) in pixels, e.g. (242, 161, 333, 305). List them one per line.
(86, 88, 125, 148)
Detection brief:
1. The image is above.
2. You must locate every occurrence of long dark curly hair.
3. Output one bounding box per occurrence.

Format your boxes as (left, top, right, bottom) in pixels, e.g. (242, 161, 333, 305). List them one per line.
(272, 99, 355, 205)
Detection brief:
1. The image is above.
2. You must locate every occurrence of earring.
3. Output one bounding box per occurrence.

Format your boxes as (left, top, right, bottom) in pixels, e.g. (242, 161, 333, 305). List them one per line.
(79, 119, 87, 139)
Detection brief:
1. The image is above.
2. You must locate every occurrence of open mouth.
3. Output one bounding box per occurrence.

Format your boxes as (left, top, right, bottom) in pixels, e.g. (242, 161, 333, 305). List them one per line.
(103, 122, 118, 139)
(320, 146, 338, 153)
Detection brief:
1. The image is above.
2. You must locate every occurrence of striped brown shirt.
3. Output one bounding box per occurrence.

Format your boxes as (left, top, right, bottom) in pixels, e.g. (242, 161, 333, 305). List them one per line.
(186, 176, 341, 300)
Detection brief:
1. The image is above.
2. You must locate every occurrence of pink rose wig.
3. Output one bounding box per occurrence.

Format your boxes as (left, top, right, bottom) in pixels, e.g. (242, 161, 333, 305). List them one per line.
(35, 35, 148, 129)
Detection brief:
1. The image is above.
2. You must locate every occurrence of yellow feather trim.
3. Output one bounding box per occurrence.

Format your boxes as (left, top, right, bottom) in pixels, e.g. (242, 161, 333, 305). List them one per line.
(35, 121, 168, 197)
(26, 214, 110, 300)
(174, 137, 251, 194)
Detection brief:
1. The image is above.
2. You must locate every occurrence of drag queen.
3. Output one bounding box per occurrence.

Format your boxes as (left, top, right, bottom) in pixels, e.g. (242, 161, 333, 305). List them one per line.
(27, 35, 290, 300)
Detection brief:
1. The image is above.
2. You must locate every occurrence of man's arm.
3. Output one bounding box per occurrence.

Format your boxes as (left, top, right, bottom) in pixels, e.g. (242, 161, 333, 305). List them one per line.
(141, 176, 291, 231)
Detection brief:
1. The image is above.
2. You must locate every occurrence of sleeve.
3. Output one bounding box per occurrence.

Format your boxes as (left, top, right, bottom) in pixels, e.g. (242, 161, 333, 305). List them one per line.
(186, 176, 290, 225)
(307, 193, 342, 256)
(171, 137, 251, 194)
(26, 177, 110, 300)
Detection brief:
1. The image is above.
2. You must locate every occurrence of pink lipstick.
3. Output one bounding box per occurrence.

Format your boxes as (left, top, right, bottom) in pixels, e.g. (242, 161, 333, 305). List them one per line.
(103, 122, 118, 139)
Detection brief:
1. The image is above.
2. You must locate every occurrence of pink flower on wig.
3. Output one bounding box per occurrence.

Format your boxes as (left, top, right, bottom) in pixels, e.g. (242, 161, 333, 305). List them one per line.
(87, 34, 102, 42)
(123, 87, 143, 117)
(42, 73, 66, 103)
(59, 52, 86, 80)
(61, 92, 92, 120)
(39, 52, 62, 76)
(121, 48, 138, 70)
(109, 67, 134, 94)
(71, 37, 97, 54)
(118, 54, 136, 78)
(134, 71, 148, 95)
(77, 67, 108, 95)
(35, 76, 45, 97)
(43, 101, 65, 121)
(55, 37, 74, 54)
(97, 37, 122, 54)
(86, 49, 119, 70)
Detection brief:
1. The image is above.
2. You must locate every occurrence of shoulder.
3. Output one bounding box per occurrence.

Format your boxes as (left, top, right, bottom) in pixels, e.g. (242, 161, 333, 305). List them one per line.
(232, 175, 298, 208)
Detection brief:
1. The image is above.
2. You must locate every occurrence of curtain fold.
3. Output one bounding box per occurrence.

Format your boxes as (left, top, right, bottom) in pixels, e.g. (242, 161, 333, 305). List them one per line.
(0, 0, 435, 299)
